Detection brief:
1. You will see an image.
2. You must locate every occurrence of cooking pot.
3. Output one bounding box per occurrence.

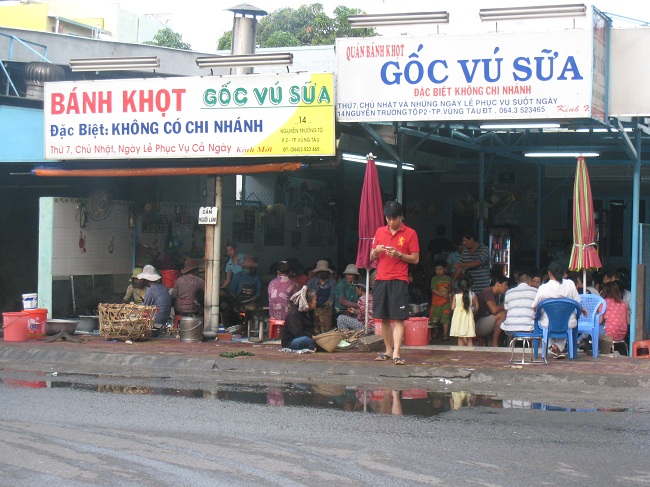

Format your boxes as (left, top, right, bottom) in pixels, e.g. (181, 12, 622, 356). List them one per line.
(75, 315, 99, 332)
(46, 319, 78, 335)
(408, 303, 426, 314)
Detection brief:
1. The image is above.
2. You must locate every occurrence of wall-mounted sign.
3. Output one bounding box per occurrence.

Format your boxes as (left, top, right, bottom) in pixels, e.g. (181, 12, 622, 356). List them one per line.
(141, 214, 168, 233)
(198, 207, 218, 225)
(44, 73, 335, 160)
(336, 30, 601, 122)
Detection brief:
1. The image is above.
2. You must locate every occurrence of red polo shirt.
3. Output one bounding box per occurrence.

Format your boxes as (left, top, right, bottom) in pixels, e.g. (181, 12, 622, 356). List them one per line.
(372, 223, 419, 282)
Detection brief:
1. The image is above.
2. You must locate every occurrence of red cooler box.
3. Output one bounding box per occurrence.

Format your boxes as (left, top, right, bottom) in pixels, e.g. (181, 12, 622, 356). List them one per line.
(404, 317, 429, 346)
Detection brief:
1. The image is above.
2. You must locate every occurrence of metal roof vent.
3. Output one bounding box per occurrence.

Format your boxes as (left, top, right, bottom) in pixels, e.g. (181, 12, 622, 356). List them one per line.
(23, 62, 65, 100)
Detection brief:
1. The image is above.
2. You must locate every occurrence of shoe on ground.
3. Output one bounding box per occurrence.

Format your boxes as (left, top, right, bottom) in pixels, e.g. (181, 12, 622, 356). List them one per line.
(549, 344, 566, 359)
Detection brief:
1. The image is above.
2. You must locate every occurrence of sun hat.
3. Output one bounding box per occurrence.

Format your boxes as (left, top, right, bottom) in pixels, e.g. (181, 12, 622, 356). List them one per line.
(131, 268, 143, 279)
(313, 259, 332, 274)
(137, 264, 161, 281)
(181, 259, 200, 274)
(342, 264, 360, 276)
(241, 255, 258, 269)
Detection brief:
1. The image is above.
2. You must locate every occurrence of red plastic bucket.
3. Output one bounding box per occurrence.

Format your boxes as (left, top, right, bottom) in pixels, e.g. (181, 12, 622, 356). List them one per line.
(404, 317, 429, 346)
(3, 312, 29, 342)
(160, 269, 180, 288)
(373, 318, 395, 336)
(26, 308, 48, 338)
(373, 319, 383, 336)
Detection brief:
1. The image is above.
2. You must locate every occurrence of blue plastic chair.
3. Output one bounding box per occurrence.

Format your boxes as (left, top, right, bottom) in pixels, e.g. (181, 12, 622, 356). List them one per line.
(508, 320, 546, 364)
(576, 294, 606, 358)
(536, 298, 582, 360)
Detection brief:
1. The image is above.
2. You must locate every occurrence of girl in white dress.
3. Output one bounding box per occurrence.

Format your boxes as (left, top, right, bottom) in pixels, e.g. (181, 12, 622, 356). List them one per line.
(450, 277, 479, 346)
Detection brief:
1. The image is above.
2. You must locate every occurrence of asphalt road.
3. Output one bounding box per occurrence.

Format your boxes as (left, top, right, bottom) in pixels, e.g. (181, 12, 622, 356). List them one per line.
(1, 373, 648, 487)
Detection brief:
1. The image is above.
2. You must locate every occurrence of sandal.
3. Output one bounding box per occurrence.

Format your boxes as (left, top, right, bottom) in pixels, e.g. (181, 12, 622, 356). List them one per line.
(375, 354, 391, 361)
(549, 345, 566, 359)
(393, 357, 406, 365)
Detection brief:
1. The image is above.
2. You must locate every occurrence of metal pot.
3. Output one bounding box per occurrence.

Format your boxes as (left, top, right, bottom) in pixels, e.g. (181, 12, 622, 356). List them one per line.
(409, 303, 429, 316)
(46, 319, 78, 335)
(76, 315, 99, 332)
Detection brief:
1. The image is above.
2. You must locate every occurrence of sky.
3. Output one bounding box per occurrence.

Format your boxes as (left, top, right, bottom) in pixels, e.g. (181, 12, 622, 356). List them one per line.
(103, 0, 650, 52)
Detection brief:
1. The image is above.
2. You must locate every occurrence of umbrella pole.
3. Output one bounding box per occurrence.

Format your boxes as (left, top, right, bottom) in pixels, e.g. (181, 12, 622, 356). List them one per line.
(365, 270, 370, 334)
(583, 269, 587, 294)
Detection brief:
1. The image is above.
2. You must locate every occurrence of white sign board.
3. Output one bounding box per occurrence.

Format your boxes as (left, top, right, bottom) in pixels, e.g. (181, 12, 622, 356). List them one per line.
(44, 73, 335, 160)
(198, 207, 218, 225)
(336, 31, 596, 123)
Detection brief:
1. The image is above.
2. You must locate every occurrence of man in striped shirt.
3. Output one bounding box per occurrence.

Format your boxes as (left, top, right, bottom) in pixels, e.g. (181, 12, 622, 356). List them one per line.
(453, 231, 491, 293)
(501, 272, 538, 333)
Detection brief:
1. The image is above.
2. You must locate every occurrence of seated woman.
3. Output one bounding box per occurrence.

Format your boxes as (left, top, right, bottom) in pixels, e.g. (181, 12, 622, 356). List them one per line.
(337, 281, 373, 332)
(268, 260, 299, 320)
(281, 286, 317, 351)
(230, 255, 261, 310)
(334, 264, 360, 317)
(531, 260, 585, 359)
(221, 242, 245, 292)
(600, 281, 629, 343)
(122, 267, 145, 304)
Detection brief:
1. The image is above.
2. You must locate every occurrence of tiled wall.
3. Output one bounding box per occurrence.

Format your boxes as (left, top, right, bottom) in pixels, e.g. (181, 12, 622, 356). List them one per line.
(39, 197, 134, 316)
(49, 197, 133, 276)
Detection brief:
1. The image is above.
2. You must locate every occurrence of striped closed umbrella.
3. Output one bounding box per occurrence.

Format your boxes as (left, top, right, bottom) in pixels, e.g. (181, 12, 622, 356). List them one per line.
(569, 157, 602, 286)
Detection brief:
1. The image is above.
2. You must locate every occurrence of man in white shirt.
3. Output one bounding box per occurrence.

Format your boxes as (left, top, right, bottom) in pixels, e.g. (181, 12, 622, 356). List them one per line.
(501, 272, 538, 334)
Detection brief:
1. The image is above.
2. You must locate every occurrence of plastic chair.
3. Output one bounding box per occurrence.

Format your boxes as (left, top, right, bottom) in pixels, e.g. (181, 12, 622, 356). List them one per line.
(508, 320, 546, 365)
(576, 294, 606, 358)
(537, 298, 582, 360)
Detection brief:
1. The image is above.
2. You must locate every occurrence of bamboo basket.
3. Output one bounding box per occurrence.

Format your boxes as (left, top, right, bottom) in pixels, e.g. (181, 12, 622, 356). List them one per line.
(313, 330, 346, 353)
(98, 303, 157, 341)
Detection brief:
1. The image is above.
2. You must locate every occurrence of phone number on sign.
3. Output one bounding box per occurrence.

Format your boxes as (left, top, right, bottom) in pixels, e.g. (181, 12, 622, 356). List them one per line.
(498, 106, 546, 114)
(284, 146, 320, 152)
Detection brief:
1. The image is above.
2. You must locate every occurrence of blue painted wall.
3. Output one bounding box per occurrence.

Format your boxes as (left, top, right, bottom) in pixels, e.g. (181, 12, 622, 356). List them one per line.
(0, 105, 47, 163)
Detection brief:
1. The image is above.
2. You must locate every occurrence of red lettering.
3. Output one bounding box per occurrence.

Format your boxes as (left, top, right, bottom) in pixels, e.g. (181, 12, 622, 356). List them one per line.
(51, 93, 65, 115)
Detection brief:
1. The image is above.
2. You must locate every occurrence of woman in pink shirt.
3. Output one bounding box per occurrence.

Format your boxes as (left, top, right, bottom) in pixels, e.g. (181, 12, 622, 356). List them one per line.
(600, 282, 629, 341)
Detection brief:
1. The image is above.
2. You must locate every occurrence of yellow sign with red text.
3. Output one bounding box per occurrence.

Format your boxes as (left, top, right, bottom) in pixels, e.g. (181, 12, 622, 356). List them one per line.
(44, 73, 335, 160)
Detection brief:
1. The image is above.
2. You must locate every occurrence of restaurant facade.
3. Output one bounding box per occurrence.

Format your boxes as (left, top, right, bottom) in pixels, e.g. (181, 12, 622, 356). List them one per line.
(2, 4, 650, 344)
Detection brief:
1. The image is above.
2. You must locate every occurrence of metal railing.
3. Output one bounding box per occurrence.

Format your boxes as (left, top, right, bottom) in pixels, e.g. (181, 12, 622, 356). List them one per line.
(0, 32, 50, 96)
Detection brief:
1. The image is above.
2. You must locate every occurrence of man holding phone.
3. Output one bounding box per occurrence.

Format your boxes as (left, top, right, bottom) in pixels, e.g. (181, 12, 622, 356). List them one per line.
(370, 200, 420, 365)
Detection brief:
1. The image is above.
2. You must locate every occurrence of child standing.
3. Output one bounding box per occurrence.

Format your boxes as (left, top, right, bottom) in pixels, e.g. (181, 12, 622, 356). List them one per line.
(600, 281, 629, 342)
(429, 260, 452, 341)
(450, 276, 478, 346)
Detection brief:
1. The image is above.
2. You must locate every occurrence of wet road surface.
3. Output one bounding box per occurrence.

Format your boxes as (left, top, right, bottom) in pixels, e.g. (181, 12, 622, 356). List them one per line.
(1, 371, 648, 486)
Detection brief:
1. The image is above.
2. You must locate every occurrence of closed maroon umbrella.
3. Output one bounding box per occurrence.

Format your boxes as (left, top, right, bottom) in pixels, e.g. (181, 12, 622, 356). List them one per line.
(355, 153, 384, 331)
(569, 156, 602, 287)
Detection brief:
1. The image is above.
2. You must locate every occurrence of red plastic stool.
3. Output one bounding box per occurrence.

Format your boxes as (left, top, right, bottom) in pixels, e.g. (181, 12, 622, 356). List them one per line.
(632, 340, 650, 358)
(269, 319, 284, 339)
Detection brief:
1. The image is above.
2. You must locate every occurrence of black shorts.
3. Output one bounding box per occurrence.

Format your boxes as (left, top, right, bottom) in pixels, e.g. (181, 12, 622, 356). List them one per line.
(372, 280, 410, 320)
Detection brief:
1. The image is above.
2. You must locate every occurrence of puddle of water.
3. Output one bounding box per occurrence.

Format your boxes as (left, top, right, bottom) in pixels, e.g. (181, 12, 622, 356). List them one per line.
(0, 374, 632, 417)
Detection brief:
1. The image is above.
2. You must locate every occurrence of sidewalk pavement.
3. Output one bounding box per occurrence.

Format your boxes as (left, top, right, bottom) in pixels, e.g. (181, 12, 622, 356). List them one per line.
(1, 333, 649, 392)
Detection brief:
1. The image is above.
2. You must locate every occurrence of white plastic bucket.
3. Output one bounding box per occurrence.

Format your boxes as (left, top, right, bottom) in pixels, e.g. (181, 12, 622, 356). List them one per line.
(22, 293, 38, 310)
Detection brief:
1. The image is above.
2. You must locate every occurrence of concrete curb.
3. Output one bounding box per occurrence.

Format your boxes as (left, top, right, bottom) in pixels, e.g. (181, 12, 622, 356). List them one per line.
(2, 344, 649, 390)
(0, 347, 217, 372)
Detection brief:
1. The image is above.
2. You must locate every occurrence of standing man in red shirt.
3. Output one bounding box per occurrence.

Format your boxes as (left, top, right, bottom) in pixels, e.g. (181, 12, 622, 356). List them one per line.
(370, 201, 420, 365)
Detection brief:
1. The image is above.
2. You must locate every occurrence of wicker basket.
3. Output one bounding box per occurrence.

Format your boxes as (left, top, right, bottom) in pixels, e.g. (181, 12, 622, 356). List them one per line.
(98, 303, 157, 341)
(313, 330, 346, 353)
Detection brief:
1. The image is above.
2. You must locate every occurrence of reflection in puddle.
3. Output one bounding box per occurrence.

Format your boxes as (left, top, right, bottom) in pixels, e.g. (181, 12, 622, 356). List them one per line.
(0, 376, 631, 417)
